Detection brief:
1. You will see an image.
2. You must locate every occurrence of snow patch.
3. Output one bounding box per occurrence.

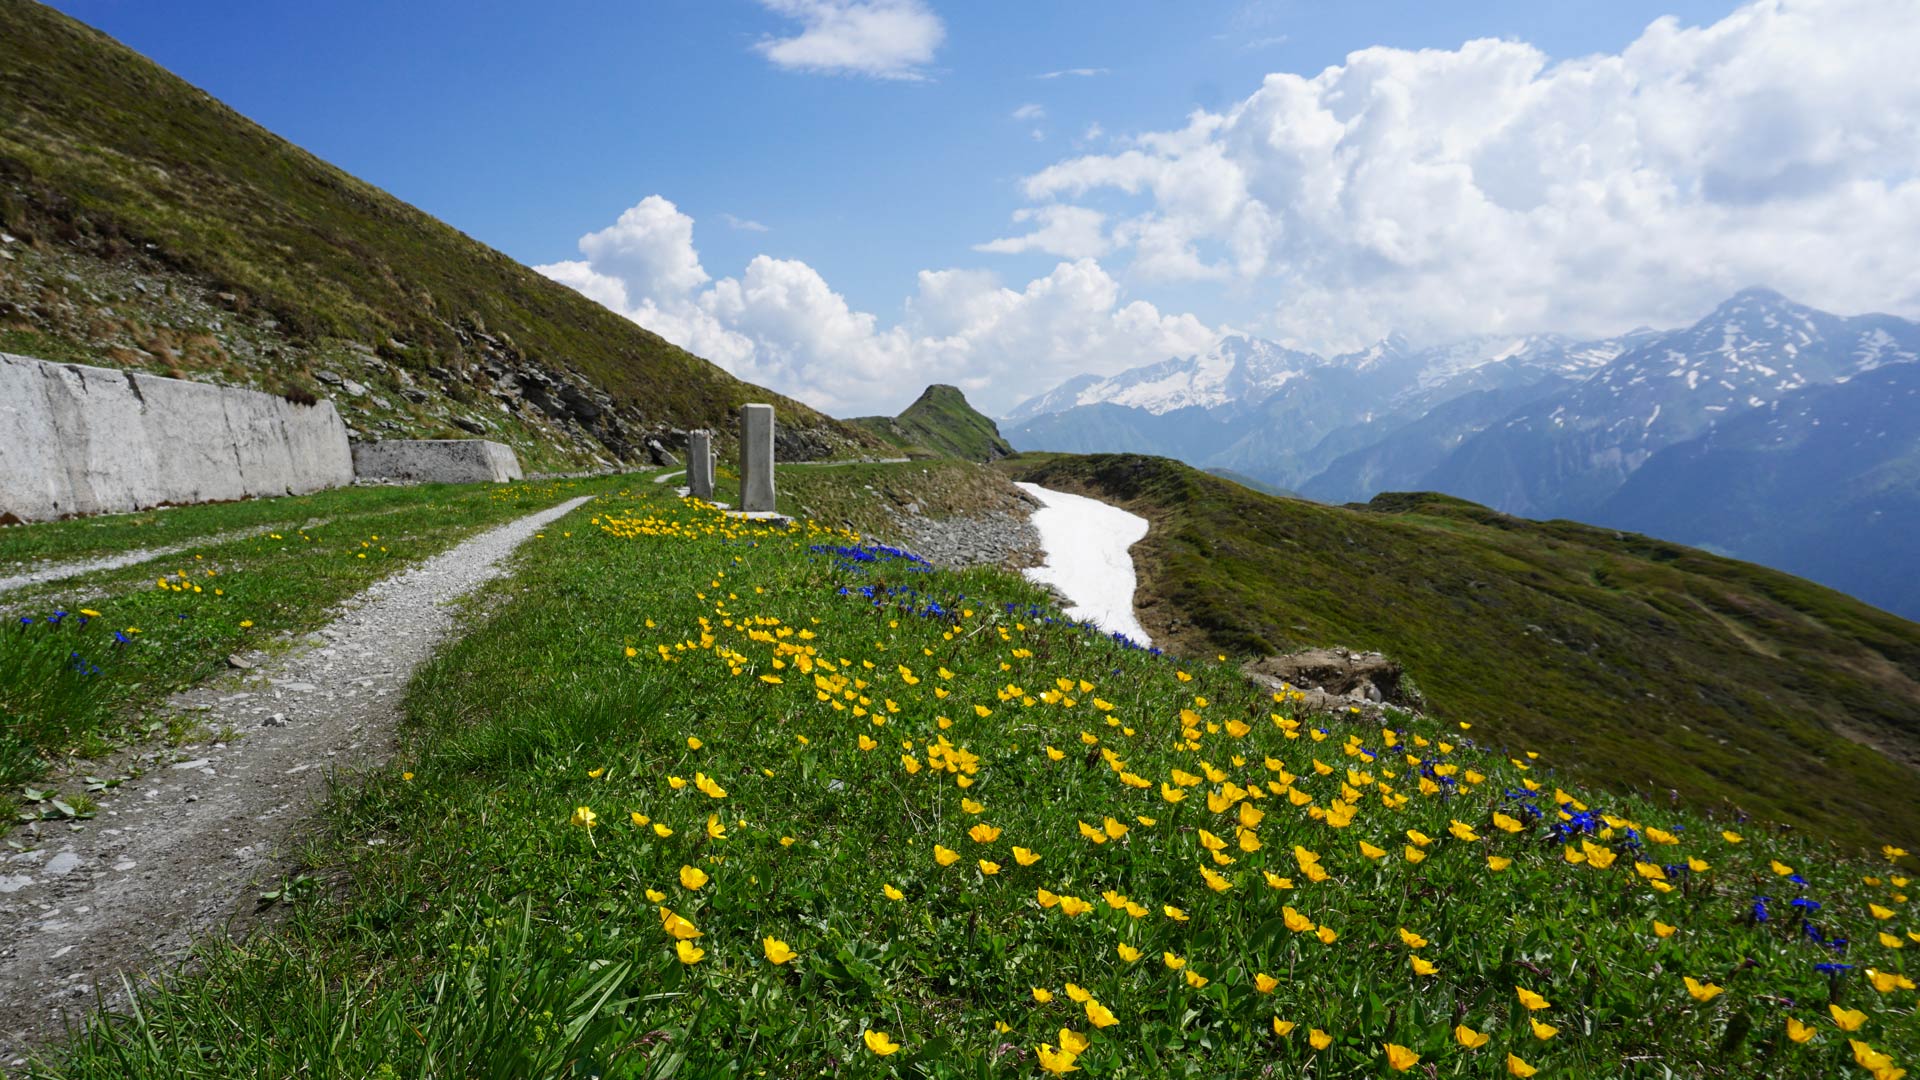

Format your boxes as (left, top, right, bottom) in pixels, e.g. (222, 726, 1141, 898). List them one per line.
(1014, 483, 1151, 645)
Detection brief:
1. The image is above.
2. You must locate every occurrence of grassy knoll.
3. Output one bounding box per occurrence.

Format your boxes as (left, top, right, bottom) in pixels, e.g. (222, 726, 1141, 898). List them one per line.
(1007, 453, 1920, 856)
(20, 484, 1914, 1078)
(0, 475, 632, 803)
(850, 386, 1015, 463)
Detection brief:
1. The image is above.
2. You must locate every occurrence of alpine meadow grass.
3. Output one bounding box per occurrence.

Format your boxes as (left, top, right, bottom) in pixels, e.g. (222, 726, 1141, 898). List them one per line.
(24, 484, 1914, 1079)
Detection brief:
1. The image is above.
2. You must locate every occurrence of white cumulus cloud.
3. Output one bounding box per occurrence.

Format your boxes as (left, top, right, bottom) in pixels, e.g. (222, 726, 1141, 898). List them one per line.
(753, 0, 944, 80)
(536, 197, 1217, 416)
(975, 205, 1112, 259)
(1002, 0, 1920, 348)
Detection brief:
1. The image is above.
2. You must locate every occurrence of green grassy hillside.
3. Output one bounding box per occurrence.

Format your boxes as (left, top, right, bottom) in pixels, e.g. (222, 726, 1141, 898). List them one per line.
(1009, 453, 1920, 853)
(850, 383, 1014, 462)
(0, 0, 877, 470)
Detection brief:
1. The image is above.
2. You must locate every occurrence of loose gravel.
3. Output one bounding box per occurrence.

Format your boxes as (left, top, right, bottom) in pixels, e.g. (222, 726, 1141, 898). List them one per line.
(0, 494, 595, 1066)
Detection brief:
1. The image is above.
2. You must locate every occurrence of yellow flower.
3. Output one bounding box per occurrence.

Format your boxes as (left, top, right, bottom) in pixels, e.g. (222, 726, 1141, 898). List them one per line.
(858, 734, 877, 751)
(763, 936, 796, 964)
(1397, 927, 1429, 948)
(1059, 895, 1094, 916)
(1282, 906, 1315, 934)
(668, 776, 688, 789)
(1201, 867, 1233, 893)
(1085, 999, 1118, 1028)
(675, 939, 705, 964)
(1117, 943, 1141, 962)
(401, 772, 414, 782)
(1684, 976, 1723, 1002)
(1516, 987, 1551, 1011)
(1785, 1017, 1816, 1043)
(1184, 969, 1209, 989)
(1530, 1018, 1559, 1040)
(1308, 1028, 1332, 1050)
(1058, 1028, 1090, 1054)
(1869, 903, 1895, 920)
(1507, 1053, 1539, 1077)
(978, 859, 1001, 875)
(1411, 955, 1438, 976)
(1455, 1025, 1490, 1049)
(706, 815, 726, 839)
(1163, 904, 1188, 921)
(934, 844, 960, 866)
(1273, 1018, 1296, 1036)
(1384, 1044, 1420, 1072)
(1449, 820, 1480, 842)
(569, 806, 598, 829)
(1866, 969, 1904, 993)
(659, 906, 702, 940)
(862, 1030, 901, 1056)
(645, 888, 666, 902)
(1103, 816, 1129, 840)
(1654, 920, 1677, 938)
(1254, 972, 1280, 993)
(1769, 859, 1793, 876)
(1013, 846, 1041, 866)
(678, 865, 709, 890)
(1315, 925, 1338, 944)
(653, 822, 674, 837)
(1037, 888, 1060, 908)
(1162, 951, 1186, 970)
(1358, 841, 1386, 860)
(625, 646, 638, 658)
(1064, 982, 1091, 1002)
(1032, 986, 1054, 1002)
(1036, 1044, 1079, 1075)
(1487, 856, 1513, 871)
(969, 823, 1003, 843)
(1046, 746, 1066, 761)
(1722, 830, 1743, 843)
(1879, 932, 1905, 949)
(1404, 846, 1427, 863)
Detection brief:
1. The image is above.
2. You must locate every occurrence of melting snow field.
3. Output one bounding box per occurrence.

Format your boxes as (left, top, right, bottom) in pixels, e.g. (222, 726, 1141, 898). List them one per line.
(1014, 482, 1152, 646)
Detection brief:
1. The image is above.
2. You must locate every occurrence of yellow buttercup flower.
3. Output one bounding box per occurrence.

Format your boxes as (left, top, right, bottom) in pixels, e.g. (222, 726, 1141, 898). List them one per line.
(1162, 951, 1186, 970)
(863, 1030, 901, 1056)
(1164, 904, 1189, 922)
(763, 936, 796, 964)
(1032, 987, 1054, 1003)
(969, 823, 1002, 844)
(1785, 1017, 1816, 1043)
(1254, 972, 1280, 993)
(1384, 1044, 1420, 1071)
(978, 859, 1001, 875)
(1036, 1044, 1079, 1075)
(1315, 925, 1338, 944)
(1117, 943, 1141, 962)
(1487, 856, 1513, 871)
(1085, 999, 1118, 1028)
(653, 822, 674, 837)
(678, 865, 709, 890)
(1507, 1053, 1539, 1077)
(1684, 976, 1723, 1002)
(1273, 1018, 1295, 1036)
(1064, 982, 1091, 1002)
(1358, 841, 1386, 860)
(1411, 955, 1438, 976)
(569, 806, 598, 829)
(675, 939, 705, 964)
(1831, 1003, 1868, 1031)
(934, 844, 960, 866)
(1308, 1028, 1332, 1050)
(1530, 1018, 1559, 1040)
(1058, 895, 1094, 916)
(1455, 1025, 1490, 1049)
(1058, 1028, 1090, 1054)
(1013, 846, 1042, 866)
(1516, 987, 1551, 1011)
(1653, 920, 1677, 938)
(1398, 927, 1429, 948)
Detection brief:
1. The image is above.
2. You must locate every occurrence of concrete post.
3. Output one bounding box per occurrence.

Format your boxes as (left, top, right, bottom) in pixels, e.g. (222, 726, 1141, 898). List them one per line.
(686, 430, 714, 499)
(739, 403, 776, 512)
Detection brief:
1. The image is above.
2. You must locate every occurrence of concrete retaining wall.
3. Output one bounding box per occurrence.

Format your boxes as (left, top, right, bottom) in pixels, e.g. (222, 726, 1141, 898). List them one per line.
(351, 439, 522, 484)
(0, 353, 353, 522)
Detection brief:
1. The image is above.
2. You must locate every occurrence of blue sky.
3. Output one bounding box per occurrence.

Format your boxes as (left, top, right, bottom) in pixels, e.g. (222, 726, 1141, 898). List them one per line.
(50, 0, 1920, 415)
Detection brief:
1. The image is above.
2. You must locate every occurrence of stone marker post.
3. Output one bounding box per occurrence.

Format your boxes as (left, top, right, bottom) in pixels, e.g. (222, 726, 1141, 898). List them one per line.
(739, 404, 776, 512)
(686, 430, 715, 499)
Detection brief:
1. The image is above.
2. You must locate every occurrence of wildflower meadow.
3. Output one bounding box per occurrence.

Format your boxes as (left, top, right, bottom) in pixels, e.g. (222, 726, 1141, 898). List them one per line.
(29, 487, 1915, 1079)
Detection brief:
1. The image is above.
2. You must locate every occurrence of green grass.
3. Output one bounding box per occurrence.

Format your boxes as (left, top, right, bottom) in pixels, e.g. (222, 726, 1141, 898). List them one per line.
(851, 386, 1015, 463)
(1004, 453, 1920, 856)
(0, 475, 632, 803)
(17, 483, 1915, 1079)
(0, 0, 879, 468)
(779, 459, 1030, 538)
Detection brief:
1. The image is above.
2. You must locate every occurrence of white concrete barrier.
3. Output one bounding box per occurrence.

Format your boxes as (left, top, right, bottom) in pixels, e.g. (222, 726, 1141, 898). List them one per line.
(0, 353, 353, 522)
(351, 439, 523, 484)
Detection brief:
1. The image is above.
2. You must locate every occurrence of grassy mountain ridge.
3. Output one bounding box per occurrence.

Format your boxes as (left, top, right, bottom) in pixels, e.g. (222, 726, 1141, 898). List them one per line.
(1008, 452, 1920, 853)
(0, 0, 878, 469)
(848, 383, 1014, 462)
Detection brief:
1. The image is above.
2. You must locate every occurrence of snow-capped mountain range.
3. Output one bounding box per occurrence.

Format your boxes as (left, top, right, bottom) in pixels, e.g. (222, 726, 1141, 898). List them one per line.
(1004, 287, 1920, 618)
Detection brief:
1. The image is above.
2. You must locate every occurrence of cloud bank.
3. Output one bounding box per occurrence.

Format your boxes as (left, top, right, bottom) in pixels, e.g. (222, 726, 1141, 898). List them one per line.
(536, 197, 1214, 416)
(1012, 0, 1920, 348)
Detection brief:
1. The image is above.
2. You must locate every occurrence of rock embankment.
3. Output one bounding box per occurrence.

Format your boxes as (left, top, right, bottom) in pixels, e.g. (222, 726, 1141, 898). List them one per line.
(894, 507, 1043, 571)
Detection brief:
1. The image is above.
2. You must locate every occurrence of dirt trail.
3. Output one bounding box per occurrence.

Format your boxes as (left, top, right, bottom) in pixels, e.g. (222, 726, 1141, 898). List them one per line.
(0, 495, 595, 1067)
(0, 523, 294, 596)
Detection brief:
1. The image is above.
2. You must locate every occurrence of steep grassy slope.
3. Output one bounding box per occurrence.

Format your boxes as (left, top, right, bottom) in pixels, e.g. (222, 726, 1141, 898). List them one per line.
(0, 1, 876, 469)
(848, 384, 1014, 462)
(1009, 453, 1920, 853)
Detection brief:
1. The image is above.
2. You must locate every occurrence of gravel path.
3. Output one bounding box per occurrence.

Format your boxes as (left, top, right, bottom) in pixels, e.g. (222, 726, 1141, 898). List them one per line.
(0, 523, 294, 596)
(0, 494, 595, 1066)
